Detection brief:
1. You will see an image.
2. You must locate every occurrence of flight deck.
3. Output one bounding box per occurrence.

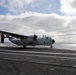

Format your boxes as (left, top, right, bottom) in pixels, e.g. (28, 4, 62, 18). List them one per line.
(0, 47, 76, 75)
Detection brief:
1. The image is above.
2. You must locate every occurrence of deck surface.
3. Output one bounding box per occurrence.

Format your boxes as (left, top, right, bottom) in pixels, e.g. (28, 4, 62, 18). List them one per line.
(0, 47, 76, 75)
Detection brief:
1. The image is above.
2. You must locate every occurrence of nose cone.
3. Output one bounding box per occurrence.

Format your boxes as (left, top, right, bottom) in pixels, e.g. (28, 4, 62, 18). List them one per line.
(52, 39, 55, 44)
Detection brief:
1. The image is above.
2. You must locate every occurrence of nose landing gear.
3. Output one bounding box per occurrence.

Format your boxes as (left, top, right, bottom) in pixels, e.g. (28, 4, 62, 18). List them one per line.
(50, 45, 53, 48)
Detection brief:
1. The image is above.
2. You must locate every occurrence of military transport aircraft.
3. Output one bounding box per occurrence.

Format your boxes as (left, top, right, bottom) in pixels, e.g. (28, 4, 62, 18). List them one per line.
(0, 31, 55, 48)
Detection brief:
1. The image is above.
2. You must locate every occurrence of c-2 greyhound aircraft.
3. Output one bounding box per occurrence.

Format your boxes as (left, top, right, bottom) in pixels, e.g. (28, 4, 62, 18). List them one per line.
(0, 31, 55, 48)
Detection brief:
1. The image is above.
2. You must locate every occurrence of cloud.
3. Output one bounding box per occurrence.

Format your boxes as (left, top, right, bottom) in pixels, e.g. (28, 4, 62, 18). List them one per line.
(60, 0, 76, 15)
(0, 0, 38, 13)
(0, 12, 76, 43)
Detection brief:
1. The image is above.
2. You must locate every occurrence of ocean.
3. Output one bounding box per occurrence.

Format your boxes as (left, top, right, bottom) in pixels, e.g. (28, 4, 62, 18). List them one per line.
(53, 43, 76, 50)
(0, 42, 76, 50)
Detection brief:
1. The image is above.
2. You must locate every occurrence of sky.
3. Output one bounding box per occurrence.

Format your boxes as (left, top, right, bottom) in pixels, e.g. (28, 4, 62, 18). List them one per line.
(0, 0, 76, 44)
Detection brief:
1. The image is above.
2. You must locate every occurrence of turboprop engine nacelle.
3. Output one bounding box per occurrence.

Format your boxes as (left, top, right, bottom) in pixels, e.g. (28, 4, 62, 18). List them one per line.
(0, 33, 5, 43)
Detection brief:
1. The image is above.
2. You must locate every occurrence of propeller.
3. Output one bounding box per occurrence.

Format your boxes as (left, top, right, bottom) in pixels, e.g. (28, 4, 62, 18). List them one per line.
(33, 34, 37, 40)
(0, 33, 5, 43)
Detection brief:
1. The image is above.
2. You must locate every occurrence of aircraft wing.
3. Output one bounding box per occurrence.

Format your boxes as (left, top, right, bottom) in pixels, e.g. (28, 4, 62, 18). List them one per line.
(0, 31, 27, 38)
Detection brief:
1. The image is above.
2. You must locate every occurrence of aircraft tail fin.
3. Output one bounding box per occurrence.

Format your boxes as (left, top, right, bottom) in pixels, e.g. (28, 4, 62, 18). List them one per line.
(0, 33, 5, 43)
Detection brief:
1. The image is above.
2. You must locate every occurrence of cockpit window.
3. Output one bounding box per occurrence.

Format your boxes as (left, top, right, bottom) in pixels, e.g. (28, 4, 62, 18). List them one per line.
(46, 37, 49, 39)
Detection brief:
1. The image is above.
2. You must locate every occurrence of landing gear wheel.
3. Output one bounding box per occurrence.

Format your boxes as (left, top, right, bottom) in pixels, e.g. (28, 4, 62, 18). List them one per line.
(23, 45, 26, 48)
(50, 46, 52, 48)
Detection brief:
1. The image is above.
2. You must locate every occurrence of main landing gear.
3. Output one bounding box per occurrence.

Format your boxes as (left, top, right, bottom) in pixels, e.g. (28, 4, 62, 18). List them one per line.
(50, 45, 53, 48)
(23, 45, 26, 48)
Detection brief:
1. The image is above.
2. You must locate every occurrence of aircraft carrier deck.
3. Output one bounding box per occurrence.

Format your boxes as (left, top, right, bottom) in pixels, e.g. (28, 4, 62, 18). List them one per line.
(0, 47, 76, 75)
